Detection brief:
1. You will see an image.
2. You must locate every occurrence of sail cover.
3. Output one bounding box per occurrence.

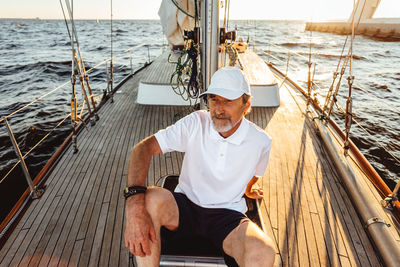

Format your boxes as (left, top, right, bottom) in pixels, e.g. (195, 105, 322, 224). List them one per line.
(158, 0, 195, 47)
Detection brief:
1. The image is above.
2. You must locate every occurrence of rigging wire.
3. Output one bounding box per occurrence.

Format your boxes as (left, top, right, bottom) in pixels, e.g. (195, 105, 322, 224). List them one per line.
(170, 0, 195, 18)
(343, 0, 366, 152)
(66, 0, 79, 152)
(353, 84, 400, 115)
(107, 0, 115, 103)
(323, 0, 367, 118)
(0, 112, 72, 184)
(333, 102, 400, 166)
(306, 26, 313, 108)
(0, 81, 70, 124)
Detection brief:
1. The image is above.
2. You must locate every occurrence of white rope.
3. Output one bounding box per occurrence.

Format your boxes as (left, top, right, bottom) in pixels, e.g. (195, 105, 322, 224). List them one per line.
(262, 51, 285, 64)
(264, 44, 308, 61)
(353, 83, 400, 115)
(86, 43, 146, 73)
(0, 81, 70, 124)
(22, 114, 71, 160)
(0, 112, 71, 184)
(334, 102, 400, 165)
(0, 43, 148, 125)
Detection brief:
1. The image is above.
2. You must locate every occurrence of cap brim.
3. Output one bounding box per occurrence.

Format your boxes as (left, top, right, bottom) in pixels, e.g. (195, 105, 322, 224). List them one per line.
(199, 88, 244, 100)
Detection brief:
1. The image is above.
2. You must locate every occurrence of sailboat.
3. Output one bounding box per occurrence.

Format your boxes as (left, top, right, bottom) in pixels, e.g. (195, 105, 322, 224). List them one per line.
(0, 0, 399, 266)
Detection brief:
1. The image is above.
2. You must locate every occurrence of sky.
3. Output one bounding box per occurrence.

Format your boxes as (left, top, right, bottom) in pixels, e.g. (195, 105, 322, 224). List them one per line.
(0, 0, 398, 21)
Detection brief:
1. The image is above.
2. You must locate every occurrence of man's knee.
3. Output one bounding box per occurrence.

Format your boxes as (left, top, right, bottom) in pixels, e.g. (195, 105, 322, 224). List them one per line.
(144, 187, 178, 228)
(225, 222, 275, 266)
(245, 234, 275, 266)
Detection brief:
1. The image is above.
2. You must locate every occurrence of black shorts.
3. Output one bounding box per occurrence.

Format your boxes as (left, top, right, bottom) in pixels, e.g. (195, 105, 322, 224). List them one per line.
(161, 192, 249, 254)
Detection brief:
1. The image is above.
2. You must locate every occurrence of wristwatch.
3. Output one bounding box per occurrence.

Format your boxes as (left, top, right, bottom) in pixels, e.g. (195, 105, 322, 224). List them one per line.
(123, 185, 147, 199)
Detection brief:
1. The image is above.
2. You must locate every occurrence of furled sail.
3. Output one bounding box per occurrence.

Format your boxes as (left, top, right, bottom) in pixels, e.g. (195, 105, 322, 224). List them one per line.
(158, 0, 195, 47)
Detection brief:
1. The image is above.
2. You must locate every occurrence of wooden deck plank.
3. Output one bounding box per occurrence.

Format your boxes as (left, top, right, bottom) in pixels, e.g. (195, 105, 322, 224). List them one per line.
(69, 239, 84, 267)
(276, 160, 289, 266)
(0, 229, 28, 266)
(99, 101, 140, 267)
(148, 105, 158, 185)
(109, 174, 128, 267)
(7, 99, 115, 235)
(297, 122, 345, 267)
(51, 101, 131, 267)
(77, 91, 135, 266)
(278, 103, 320, 267)
(311, 156, 372, 267)
(8, 195, 62, 266)
(36, 108, 122, 260)
(268, 155, 279, 249)
(91, 101, 136, 267)
(282, 160, 299, 267)
(57, 93, 135, 266)
(0, 120, 104, 264)
(303, 165, 331, 266)
(47, 172, 91, 267)
(285, 159, 311, 267)
(29, 171, 87, 266)
(145, 104, 156, 184)
(282, 82, 382, 266)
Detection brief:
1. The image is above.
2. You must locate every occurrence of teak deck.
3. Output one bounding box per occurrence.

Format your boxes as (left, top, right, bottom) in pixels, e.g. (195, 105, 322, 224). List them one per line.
(0, 53, 395, 266)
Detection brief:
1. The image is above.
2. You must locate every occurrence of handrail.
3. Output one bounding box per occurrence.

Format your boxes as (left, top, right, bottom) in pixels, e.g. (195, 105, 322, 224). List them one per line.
(268, 62, 400, 218)
(86, 43, 146, 73)
(0, 81, 70, 124)
(267, 43, 309, 61)
(262, 44, 400, 119)
(0, 44, 146, 123)
(0, 46, 153, 237)
(334, 101, 400, 170)
(264, 44, 400, 197)
(0, 43, 149, 192)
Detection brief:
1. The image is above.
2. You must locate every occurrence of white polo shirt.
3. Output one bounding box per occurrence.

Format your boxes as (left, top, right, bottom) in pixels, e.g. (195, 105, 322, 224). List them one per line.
(154, 110, 272, 213)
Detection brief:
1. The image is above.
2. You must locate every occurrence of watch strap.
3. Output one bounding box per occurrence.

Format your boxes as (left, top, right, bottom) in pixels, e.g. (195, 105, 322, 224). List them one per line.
(124, 185, 147, 199)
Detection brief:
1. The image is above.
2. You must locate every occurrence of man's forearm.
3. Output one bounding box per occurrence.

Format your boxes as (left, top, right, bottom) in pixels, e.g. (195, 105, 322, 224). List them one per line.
(124, 136, 161, 255)
(127, 136, 161, 187)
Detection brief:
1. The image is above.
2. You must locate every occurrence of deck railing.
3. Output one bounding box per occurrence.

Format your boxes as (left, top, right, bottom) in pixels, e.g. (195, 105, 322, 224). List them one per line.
(260, 43, 400, 206)
(0, 43, 160, 237)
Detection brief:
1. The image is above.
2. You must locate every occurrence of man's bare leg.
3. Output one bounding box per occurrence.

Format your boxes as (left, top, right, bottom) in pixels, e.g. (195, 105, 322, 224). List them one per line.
(223, 221, 276, 267)
(134, 187, 179, 267)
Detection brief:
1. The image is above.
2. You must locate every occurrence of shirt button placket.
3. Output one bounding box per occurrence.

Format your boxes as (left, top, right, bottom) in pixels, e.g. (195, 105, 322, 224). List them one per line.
(216, 140, 227, 170)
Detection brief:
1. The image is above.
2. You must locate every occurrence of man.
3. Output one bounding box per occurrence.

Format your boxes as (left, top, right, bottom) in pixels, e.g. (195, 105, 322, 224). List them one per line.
(124, 67, 275, 266)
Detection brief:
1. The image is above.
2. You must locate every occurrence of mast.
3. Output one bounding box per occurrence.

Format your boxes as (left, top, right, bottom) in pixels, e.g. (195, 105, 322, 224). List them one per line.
(348, 0, 381, 23)
(201, 0, 219, 91)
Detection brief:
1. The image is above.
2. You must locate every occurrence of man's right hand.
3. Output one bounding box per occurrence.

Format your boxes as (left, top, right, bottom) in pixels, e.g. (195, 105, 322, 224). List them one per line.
(124, 195, 157, 257)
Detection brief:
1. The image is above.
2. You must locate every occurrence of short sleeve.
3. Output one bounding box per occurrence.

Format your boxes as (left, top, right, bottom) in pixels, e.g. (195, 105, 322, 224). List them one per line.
(254, 138, 272, 177)
(154, 112, 199, 154)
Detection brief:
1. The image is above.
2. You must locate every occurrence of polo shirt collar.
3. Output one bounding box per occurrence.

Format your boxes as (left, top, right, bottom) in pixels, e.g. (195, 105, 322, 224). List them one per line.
(209, 113, 249, 145)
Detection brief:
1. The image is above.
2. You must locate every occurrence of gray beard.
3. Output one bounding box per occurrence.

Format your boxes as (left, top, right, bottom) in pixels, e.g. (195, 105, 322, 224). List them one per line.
(212, 120, 233, 132)
(211, 116, 241, 133)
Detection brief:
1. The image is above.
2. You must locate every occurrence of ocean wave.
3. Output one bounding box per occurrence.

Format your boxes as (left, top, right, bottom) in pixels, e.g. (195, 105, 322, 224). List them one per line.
(296, 51, 365, 60)
(279, 42, 326, 49)
(0, 61, 71, 78)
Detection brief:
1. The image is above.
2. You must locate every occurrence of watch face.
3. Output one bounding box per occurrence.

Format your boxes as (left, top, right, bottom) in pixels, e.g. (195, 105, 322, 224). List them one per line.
(124, 187, 129, 194)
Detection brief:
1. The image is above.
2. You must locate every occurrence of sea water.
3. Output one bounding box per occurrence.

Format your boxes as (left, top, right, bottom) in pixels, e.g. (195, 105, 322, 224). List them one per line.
(0, 19, 399, 223)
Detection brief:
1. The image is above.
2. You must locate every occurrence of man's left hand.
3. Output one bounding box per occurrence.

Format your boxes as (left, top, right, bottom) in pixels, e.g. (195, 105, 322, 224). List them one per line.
(245, 187, 264, 199)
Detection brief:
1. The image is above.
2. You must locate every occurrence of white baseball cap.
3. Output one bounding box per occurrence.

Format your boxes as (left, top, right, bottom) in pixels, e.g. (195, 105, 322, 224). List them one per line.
(199, 67, 251, 100)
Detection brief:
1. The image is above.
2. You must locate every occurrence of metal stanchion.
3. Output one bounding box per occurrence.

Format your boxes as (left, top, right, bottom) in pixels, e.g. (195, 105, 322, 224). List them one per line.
(4, 118, 43, 198)
(130, 49, 133, 75)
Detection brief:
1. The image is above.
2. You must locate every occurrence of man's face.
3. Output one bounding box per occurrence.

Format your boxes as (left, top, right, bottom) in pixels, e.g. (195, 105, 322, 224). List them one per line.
(208, 94, 249, 137)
